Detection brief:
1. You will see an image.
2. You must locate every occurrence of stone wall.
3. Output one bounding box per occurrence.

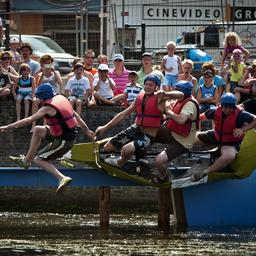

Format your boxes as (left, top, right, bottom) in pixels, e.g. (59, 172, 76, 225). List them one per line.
(0, 101, 158, 212)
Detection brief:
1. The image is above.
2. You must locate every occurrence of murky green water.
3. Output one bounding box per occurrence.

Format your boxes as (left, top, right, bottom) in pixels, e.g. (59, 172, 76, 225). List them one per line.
(0, 212, 255, 255)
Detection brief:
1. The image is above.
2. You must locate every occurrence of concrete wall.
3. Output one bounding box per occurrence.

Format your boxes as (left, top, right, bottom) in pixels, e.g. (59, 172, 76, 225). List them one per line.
(0, 101, 158, 212)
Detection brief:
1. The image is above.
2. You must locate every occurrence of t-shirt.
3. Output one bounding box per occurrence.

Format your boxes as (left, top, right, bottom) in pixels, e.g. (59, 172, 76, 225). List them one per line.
(198, 75, 226, 88)
(93, 77, 115, 99)
(205, 107, 254, 128)
(229, 61, 246, 82)
(124, 83, 143, 102)
(65, 76, 90, 97)
(137, 66, 164, 88)
(108, 68, 130, 95)
(171, 101, 198, 149)
(0, 72, 11, 88)
(25, 59, 40, 76)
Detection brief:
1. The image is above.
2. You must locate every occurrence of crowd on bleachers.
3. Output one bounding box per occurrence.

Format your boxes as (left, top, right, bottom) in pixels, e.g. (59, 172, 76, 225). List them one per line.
(0, 32, 256, 124)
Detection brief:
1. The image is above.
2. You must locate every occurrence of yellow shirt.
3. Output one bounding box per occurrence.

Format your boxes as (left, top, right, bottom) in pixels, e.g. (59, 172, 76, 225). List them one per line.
(230, 61, 246, 82)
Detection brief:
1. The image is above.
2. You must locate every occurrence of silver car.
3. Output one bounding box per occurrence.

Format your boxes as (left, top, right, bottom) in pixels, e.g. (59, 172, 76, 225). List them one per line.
(11, 34, 75, 74)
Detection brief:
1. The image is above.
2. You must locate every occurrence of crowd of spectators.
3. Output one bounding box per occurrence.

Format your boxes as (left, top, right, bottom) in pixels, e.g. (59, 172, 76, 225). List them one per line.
(0, 31, 255, 129)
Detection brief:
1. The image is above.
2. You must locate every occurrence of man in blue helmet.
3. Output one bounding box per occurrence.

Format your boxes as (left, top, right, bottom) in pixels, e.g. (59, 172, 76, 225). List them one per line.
(153, 80, 200, 183)
(95, 75, 184, 169)
(0, 83, 95, 192)
(191, 92, 256, 182)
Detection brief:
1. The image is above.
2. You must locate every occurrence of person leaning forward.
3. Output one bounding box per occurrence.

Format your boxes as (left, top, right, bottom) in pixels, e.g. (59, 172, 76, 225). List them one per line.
(95, 75, 184, 169)
(191, 92, 256, 182)
(153, 80, 200, 183)
(0, 83, 95, 192)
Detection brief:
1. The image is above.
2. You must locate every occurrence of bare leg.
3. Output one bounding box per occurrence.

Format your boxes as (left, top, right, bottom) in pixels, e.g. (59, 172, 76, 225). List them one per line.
(76, 99, 82, 116)
(34, 157, 64, 180)
(16, 99, 21, 121)
(25, 125, 47, 163)
(24, 99, 30, 118)
(204, 145, 237, 175)
(117, 142, 135, 167)
(155, 150, 169, 177)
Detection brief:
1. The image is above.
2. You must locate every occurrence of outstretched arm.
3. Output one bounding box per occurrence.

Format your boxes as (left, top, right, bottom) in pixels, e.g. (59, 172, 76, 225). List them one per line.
(74, 111, 95, 140)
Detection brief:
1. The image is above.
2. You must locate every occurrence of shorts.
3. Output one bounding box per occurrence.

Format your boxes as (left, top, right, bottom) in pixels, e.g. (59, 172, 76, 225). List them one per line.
(242, 98, 256, 115)
(230, 81, 238, 93)
(37, 131, 75, 161)
(109, 124, 154, 151)
(155, 127, 188, 161)
(164, 74, 178, 87)
(17, 92, 32, 101)
(197, 130, 240, 151)
(199, 103, 216, 114)
(68, 95, 85, 102)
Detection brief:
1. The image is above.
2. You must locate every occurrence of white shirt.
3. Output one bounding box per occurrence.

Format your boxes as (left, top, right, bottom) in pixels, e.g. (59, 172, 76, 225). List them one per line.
(163, 54, 179, 75)
(65, 76, 90, 97)
(93, 77, 115, 99)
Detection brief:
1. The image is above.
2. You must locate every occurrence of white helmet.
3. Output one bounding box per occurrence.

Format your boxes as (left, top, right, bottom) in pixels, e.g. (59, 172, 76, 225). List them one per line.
(9, 37, 20, 44)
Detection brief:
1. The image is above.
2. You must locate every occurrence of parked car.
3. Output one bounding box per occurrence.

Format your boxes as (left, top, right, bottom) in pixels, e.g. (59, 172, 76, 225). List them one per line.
(11, 34, 75, 74)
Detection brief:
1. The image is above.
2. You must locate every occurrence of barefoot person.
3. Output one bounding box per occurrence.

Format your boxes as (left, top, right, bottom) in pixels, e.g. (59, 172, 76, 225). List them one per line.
(95, 75, 184, 169)
(0, 83, 95, 192)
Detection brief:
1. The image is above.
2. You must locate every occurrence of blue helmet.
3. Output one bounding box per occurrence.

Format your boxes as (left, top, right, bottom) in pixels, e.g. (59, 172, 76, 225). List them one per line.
(220, 93, 236, 108)
(35, 83, 54, 100)
(144, 75, 161, 87)
(175, 80, 193, 96)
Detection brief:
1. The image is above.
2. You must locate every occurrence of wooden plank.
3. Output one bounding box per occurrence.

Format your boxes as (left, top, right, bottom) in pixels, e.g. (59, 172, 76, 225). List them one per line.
(172, 188, 187, 230)
(99, 186, 110, 228)
(158, 188, 171, 229)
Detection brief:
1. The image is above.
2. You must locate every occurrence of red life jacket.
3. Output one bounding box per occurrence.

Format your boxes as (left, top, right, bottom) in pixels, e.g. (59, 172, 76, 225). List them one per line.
(43, 95, 78, 137)
(167, 96, 199, 137)
(135, 91, 162, 128)
(214, 106, 243, 143)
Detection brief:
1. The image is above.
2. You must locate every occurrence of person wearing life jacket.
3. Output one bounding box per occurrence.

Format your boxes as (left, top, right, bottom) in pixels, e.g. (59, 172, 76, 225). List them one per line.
(153, 80, 199, 183)
(192, 92, 256, 182)
(95, 75, 184, 168)
(0, 83, 95, 192)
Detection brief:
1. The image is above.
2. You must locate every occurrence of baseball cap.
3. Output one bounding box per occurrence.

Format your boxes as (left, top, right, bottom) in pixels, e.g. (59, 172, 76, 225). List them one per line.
(9, 37, 20, 44)
(129, 70, 138, 76)
(142, 52, 152, 58)
(98, 64, 109, 71)
(113, 53, 124, 61)
(203, 70, 214, 77)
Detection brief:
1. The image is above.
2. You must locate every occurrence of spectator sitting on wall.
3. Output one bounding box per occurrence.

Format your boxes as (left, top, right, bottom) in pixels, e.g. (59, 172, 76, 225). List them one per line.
(178, 59, 197, 96)
(0, 51, 19, 82)
(9, 37, 22, 72)
(83, 49, 98, 76)
(0, 59, 12, 100)
(108, 53, 130, 96)
(137, 52, 164, 89)
(93, 64, 120, 106)
(65, 63, 91, 116)
(20, 43, 40, 77)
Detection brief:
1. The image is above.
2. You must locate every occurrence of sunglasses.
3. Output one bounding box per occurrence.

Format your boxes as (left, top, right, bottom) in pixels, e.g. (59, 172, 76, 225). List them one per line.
(114, 59, 123, 62)
(85, 56, 94, 59)
(1, 57, 11, 60)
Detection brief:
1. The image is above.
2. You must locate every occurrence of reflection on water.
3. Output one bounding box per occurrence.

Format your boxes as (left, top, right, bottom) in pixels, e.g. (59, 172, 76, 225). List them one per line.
(0, 212, 255, 255)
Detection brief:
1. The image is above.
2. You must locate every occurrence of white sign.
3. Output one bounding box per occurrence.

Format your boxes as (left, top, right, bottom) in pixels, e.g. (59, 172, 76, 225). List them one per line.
(143, 5, 221, 20)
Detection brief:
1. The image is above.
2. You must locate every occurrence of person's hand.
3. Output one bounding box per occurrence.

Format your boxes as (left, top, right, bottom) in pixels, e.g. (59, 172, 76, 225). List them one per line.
(85, 129, 95, 140)
(0, 125, 9, 132)
(233, 128, 244, 138)
(95, 126, 106, 136)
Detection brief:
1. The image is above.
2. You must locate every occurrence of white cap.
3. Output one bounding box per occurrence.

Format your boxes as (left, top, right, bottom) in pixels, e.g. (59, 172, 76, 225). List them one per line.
(98, 64, 109, 71)
(9, 37, 20, 44)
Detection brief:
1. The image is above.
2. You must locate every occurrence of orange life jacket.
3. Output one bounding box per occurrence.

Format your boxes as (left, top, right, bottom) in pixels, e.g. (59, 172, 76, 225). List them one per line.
(43, 95, 77, 137)
(135, 92, 162, 128)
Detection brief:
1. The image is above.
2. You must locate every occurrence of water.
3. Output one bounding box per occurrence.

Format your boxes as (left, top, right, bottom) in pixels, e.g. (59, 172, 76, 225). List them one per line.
(0, 212, 255, 255)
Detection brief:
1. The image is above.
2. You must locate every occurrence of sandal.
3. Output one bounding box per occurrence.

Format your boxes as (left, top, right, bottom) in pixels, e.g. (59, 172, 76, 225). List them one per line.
(191, 171, 206, 182)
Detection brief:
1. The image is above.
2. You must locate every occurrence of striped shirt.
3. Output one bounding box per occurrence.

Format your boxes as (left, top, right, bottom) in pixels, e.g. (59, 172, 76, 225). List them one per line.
(108, 68, 130, 95)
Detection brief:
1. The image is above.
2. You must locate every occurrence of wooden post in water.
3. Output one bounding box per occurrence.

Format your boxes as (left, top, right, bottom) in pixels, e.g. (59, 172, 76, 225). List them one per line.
(172, 189, 187, 229)
(158, 188, 171, 228)
(99, 186, 110, 227)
